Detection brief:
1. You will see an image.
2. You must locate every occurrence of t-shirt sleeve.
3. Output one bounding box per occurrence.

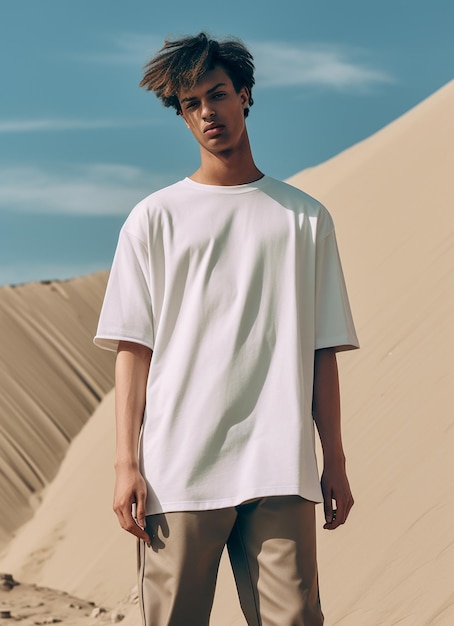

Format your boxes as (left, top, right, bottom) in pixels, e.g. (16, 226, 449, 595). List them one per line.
(94, 228, 154, 352)
(314, 227, 359, 352)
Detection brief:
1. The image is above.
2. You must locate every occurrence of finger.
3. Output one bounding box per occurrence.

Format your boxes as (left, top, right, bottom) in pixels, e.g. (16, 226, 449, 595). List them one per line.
(323, 505, 342, 530)
(135, 501, 151, 544)
(115, 502, 150, 543)
(135, 494, 147, 531)
(123, 511, 151, 542)
(337, 490, 354, 524)
(133, 521, 151, 544)
(335, 496, 347, 525)
(323, 494, 334, 526)
(324, 493, 354, 530)
(134, 486, 151, 543)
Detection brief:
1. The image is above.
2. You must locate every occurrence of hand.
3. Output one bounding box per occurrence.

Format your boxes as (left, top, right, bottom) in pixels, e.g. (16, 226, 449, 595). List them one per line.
(321, 462, 354, 530)
(113, 464, 151, 543)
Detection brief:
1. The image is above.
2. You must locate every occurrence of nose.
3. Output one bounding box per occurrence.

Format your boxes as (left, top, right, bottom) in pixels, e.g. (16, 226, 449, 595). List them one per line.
(201, 99, 216, 121)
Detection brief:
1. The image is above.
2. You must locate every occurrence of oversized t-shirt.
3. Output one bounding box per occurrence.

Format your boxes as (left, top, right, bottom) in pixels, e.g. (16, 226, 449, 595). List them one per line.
(95, 176, 359, 515)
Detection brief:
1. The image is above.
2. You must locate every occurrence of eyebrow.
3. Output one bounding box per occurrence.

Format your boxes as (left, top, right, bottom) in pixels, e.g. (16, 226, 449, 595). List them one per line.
(180, 82, 227, 104)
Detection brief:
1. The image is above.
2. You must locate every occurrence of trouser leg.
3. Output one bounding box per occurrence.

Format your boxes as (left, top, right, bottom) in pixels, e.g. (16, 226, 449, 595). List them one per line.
(137, 508, 236, 626)
(227, 496, 324, 626)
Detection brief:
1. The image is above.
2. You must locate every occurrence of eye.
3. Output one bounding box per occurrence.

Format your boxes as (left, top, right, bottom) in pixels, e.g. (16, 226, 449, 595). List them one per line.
(185, 101, 198, 110)
(212, 92, 226, 100)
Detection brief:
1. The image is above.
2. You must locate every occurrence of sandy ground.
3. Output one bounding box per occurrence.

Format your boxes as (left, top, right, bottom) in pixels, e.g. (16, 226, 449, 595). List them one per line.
(0, 575, 132, 625)
(0, 81, 453, 625)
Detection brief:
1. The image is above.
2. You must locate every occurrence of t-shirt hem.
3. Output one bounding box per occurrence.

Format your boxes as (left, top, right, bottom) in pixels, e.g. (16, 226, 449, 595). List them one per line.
(147, 486, 324, 515)
(315, 335, 360, 352)
(94, 334, 154, 352)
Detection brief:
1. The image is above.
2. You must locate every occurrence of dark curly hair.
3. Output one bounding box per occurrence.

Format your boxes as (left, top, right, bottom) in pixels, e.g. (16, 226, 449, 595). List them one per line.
(140, 32, 255, 117)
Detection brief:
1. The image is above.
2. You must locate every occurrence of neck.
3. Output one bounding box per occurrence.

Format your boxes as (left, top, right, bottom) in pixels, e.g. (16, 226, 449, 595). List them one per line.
(190, 133, 263, 186)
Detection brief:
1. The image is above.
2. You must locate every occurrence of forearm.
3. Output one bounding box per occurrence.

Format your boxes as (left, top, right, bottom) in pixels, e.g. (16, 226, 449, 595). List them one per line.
(312, 347, 354, 528)
(111, 341, 152, 542)
(312, 347, 345, 466)
(114, 340, 152, 469)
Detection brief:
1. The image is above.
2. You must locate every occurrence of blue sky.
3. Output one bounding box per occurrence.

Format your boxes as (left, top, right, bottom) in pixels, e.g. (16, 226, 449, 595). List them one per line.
(1, 0, 453, 285)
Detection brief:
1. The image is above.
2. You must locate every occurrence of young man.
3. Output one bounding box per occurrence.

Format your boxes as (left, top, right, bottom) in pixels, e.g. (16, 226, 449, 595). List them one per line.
(95, 32, 359, 626)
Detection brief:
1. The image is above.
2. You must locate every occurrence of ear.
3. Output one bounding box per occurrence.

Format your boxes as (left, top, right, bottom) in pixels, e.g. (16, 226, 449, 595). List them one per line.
(240, 87, 249, 109)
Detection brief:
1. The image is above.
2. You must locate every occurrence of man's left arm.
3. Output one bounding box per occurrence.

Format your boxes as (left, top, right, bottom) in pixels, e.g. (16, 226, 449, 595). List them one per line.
(312, 347, 354, 530)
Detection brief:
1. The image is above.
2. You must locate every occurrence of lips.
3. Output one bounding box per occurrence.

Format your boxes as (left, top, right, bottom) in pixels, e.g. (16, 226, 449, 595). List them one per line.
(203, 123, 224, 135)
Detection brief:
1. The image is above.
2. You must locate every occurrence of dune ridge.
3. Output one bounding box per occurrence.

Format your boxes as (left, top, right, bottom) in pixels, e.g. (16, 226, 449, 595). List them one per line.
(0, 272, 115, 546)
(1, 82, 453, 624)
(288, 79, 454, 625)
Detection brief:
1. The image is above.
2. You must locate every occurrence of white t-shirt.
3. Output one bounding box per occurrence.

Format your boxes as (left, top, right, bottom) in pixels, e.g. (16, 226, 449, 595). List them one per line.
(95, 176, 359, 515)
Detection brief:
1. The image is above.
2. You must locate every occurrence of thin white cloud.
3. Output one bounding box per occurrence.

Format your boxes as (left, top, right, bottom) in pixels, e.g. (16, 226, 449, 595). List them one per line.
(82, 34, 393, 92)
(79, 33, 163, 66)
(251, 42, 394, 90)
(0, 164, 172, 215)
(0, 118, 152, 133)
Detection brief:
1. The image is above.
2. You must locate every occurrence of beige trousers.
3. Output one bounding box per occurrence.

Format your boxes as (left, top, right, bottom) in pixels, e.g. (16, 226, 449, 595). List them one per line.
(137, 495, 324, 626)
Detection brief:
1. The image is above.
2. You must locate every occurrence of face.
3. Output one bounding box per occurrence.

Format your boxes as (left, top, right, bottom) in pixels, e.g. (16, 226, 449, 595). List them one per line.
(178, 66, 249, 155)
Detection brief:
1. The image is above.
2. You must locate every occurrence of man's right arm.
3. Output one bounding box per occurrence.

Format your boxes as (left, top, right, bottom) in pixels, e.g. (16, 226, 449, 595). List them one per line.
(113, 340, 152, 543)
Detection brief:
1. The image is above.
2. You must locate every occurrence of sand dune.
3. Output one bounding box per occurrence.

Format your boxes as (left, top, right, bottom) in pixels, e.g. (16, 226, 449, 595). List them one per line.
(0, 388, 241, 623)
(0, 272, 115, 546)
(288, 80, 454, 625)
(1, 82, 453, 624)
